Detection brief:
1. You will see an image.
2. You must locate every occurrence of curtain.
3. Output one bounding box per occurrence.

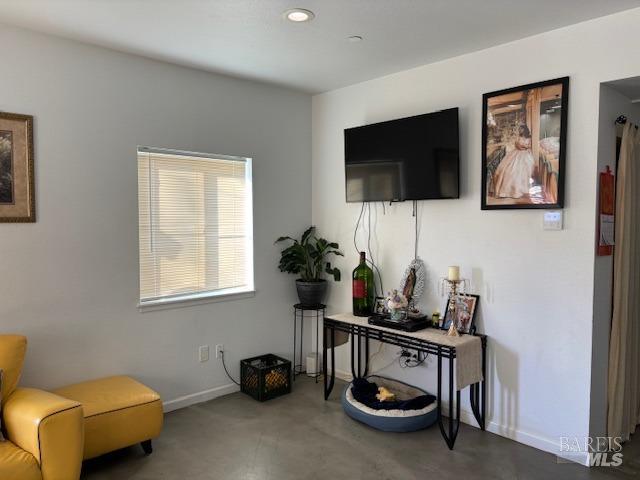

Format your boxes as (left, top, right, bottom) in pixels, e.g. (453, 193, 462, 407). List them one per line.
(608, 122, 640, 441)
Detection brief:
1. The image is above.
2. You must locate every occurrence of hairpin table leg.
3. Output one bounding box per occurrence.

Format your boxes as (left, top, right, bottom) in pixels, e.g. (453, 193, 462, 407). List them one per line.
(357, 328, 362, 378)
(480, 339, 487, 430)
(470, 382, 479, 425)
(350, 330, 358, 379)
(437, 348, 460, 450)
(324, 322, 335, 400)
(470, 339, 487, 429)
(363, 329, 370, 377)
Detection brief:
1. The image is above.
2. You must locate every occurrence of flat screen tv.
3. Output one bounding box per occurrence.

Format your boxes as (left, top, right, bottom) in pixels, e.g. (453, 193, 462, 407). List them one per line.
(344, 108, 459, 202)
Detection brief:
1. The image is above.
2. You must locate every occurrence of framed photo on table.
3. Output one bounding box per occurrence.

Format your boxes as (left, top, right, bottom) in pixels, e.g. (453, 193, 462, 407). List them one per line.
(374, 297, 387, 315)
(0, 112, 35, 222)
(482, 77, 568, 210)
(441, 294, 479, 334)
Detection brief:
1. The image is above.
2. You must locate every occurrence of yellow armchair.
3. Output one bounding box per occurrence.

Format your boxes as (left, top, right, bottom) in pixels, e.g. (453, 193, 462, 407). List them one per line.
(0, 336, 84, 480)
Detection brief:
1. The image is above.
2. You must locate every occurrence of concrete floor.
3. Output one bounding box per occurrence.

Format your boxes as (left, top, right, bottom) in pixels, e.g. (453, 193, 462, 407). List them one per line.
(82, 377, 639, 480)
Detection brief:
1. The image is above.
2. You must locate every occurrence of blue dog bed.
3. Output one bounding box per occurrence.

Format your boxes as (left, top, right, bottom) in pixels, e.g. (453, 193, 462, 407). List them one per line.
(341, 375, 437, 432)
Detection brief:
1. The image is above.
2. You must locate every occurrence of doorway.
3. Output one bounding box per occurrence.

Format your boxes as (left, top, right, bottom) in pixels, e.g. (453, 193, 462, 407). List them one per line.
(591, 76, 640, 444)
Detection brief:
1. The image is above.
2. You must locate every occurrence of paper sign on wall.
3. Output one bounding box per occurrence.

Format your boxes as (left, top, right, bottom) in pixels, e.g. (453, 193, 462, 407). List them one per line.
(597, 166, 615, 256)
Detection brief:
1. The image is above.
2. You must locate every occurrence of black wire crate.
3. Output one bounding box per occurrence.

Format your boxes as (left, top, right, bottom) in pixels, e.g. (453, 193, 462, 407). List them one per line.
(240, 354, 292, 402)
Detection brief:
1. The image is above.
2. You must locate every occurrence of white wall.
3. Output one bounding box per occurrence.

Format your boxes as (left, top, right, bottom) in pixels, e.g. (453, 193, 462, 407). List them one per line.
(590, 82, 640, 438)
(312, 8, 640, 462)
(0, 25, 311, 407)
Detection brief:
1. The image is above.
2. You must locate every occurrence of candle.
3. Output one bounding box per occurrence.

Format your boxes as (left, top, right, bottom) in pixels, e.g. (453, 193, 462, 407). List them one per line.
(448, 266, 460, 281)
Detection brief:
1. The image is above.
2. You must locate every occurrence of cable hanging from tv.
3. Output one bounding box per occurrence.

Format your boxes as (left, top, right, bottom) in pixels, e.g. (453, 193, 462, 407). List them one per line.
(354, 201, 384, 297)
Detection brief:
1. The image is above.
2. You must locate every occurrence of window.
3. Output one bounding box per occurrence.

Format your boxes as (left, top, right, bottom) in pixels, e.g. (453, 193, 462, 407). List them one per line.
(137, 147, 254, 308)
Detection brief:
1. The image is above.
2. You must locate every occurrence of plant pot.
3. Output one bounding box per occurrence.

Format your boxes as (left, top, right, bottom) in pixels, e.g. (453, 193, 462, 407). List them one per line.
(295, 280, 328, 306)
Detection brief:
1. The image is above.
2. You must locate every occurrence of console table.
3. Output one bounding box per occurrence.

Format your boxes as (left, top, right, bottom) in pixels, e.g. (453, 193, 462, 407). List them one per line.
(323, 313, 487, 450)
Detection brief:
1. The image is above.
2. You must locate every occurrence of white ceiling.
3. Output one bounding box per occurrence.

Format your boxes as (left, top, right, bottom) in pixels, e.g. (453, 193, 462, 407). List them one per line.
(1, 0, 638, 93)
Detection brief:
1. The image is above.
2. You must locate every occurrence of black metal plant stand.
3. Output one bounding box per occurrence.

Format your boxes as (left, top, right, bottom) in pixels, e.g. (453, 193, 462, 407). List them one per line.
(293, 304, 326, 383)
(323, 316, 487, 450)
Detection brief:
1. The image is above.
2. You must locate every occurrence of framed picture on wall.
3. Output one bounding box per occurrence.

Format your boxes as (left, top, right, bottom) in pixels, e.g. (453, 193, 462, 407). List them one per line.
(481, 77, 569, 210)
(0, 112, 35, 222)
(441, 294, 479, 334)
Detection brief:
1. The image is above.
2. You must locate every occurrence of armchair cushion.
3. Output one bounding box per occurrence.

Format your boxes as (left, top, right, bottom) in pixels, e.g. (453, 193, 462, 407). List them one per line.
(0, 368, 4, 442)
(3, 388, 84, 480)
(0, 440, 41, 480)
(0, 369, 4, 440)
(0, 335, 27, 404)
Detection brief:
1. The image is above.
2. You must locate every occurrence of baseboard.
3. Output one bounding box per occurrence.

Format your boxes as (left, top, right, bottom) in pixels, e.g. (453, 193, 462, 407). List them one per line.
(485, 420, 570, 461)
(334, 369, 352, 382)
(555, 450, 591, 467)
(162, 383, 240, 413)
(491, 421, 590, 466)
(455, 405, 589, 466)
(432, 400, 589, 466)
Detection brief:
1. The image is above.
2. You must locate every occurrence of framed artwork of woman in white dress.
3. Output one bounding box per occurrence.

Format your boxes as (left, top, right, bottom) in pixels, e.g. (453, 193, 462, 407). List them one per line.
(482, 77, 568, 210)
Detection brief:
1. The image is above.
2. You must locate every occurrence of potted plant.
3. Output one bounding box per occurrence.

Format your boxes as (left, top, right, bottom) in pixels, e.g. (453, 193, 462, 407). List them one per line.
(275, 226, 343, 305)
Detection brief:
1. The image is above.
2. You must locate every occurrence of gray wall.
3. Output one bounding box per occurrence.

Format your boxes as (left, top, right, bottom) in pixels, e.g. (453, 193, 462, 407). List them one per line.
(590, 82, 640, 438)
(0, 25, 311, 405)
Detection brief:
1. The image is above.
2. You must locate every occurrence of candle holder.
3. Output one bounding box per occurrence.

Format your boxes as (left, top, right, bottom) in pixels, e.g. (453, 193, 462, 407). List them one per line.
(439, 277, 469, 337)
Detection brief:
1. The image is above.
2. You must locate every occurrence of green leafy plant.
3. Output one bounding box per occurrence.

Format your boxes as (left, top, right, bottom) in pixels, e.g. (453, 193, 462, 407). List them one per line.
(275, 226, 343, 282)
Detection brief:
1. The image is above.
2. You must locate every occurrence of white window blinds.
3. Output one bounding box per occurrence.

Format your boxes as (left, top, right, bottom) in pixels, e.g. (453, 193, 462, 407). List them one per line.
(138, 147, 254, 306)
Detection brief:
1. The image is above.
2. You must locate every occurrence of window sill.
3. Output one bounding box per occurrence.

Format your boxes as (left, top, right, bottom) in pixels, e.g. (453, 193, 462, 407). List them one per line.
(138, 288, 256, 313)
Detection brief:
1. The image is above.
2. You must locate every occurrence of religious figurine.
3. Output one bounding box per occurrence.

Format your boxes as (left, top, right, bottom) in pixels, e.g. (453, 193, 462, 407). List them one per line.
(402, 267, 417, 304)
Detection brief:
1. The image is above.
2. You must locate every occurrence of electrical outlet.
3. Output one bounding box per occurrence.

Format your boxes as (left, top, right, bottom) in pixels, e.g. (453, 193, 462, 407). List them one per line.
(199, 345, 209, 363)
(215, 344, 224, 359)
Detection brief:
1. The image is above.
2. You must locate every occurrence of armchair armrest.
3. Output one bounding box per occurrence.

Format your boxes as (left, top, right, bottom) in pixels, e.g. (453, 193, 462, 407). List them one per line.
(3, 388, 84, 480)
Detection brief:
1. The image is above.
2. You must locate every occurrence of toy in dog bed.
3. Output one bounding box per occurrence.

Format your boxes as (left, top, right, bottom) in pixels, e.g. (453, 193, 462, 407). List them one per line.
(351, 377, 434, 411)
(342, 376, 437, 432)
(376, 386, 396, 402)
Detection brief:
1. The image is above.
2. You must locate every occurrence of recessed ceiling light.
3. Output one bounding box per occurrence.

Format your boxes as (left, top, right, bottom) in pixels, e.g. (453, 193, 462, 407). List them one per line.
(284, 8, 315, 22)
(348, 35, 363, 42)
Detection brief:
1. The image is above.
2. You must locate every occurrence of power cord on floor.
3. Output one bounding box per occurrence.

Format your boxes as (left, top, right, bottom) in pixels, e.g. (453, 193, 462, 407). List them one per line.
(221, 350, 240, 385)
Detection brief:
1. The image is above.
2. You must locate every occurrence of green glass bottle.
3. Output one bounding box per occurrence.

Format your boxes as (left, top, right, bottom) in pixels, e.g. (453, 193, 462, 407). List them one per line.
(352, 252, 375, 317)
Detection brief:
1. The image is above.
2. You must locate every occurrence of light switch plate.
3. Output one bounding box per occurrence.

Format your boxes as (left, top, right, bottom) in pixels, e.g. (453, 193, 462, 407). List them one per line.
(543, 210, 563, 230)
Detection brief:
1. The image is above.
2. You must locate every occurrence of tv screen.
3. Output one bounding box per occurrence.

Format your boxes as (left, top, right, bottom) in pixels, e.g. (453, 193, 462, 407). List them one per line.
(344, 108, 459, 202)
